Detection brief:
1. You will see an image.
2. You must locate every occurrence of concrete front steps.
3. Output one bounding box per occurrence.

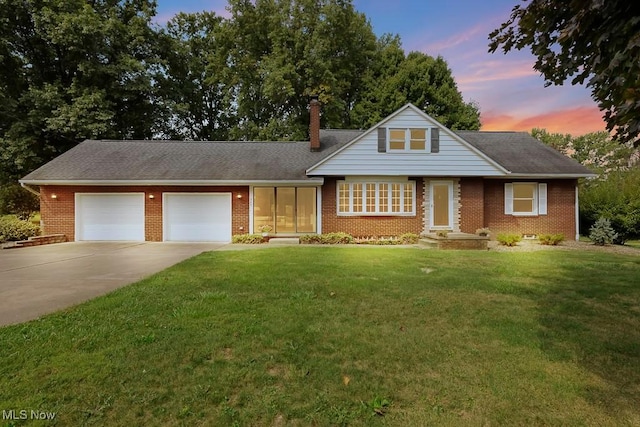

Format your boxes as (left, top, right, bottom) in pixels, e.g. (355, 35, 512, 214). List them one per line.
(420, 233, 489, 250)
(268, 237, 300, 245)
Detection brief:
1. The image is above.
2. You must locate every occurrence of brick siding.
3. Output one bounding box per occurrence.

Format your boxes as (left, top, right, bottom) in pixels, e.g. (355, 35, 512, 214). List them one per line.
(39, 186, 249, 241)
(483, 179, 577, 238)
(459, 177, 485, 234)
(39, 178, 577, 242)
(320, 177, 424, 237)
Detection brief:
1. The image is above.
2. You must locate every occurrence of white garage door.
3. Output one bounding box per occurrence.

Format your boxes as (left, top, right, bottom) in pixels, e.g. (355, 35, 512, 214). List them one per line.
(76, 193, 145, 241)
(163, 193, 232, 242)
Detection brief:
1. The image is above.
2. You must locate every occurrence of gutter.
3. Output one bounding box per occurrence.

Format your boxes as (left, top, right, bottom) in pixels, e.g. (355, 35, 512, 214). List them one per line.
(20, 182, 40, 196)
(18, 179, 325, 187)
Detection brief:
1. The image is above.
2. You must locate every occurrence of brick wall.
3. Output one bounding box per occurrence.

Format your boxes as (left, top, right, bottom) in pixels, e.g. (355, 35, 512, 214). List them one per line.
(321, 177, 424, 237)
(39, 185, 250, 241)
(459, 177, 485, 234)
(39, 179, 578, 242)
(484, 179, 577, 239)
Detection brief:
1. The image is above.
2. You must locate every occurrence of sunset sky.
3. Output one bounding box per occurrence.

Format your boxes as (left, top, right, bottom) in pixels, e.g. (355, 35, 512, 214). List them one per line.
(155, 0, 608, 136)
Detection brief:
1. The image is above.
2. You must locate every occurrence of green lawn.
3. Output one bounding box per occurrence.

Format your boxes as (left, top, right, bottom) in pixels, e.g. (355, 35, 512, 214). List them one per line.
(1, 247, 639, 426)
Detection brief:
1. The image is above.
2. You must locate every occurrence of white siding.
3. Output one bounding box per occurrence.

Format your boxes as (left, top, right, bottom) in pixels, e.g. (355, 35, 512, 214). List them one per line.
(309, 106, 505, 176)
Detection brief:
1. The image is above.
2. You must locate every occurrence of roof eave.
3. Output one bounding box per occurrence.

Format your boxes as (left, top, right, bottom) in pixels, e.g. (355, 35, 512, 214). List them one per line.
(18, 179, 325, 187)
(487, 173, 597, 179)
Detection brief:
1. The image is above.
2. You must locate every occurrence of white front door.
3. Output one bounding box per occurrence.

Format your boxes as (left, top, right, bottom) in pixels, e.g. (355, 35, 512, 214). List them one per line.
(163, 193, 232, 242)
(75, 193, 145, 241)
(429, 181, 453, 229)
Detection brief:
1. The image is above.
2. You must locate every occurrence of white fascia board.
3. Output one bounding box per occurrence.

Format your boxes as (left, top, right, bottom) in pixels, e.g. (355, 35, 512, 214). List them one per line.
(19, 179, 325, 187)
(485, 173, 596, 179)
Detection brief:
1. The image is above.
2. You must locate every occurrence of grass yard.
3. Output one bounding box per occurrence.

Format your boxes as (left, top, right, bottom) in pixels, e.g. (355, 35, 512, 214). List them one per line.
(1, 247, 639, 426)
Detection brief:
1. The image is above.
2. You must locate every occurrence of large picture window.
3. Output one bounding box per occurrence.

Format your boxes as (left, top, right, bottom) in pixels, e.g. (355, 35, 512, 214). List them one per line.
(253, 187, 317, 233)
(337, 181, 416, 215)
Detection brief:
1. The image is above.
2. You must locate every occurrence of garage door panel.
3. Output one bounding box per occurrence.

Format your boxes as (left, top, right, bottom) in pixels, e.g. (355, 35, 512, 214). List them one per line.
(164, 194, 231, 242)
(76, 194, 145, 241)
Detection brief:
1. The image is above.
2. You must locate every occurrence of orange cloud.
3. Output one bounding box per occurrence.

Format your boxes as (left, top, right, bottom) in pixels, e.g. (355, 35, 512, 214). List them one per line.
(481, 106, 607, 136)
(457, 60, 539, 88)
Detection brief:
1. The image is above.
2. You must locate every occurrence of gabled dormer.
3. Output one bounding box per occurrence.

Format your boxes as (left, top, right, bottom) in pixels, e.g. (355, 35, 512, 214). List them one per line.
(307, 103, 507, 177)
(376, 126, 440, 154)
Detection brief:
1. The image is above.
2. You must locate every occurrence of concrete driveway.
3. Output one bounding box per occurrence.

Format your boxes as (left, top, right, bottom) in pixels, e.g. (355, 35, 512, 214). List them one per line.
(0, 242, 225, 326)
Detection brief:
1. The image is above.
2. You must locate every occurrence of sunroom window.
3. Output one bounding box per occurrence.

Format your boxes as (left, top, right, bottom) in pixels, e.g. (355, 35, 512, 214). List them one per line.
(253, 187, 317, 233)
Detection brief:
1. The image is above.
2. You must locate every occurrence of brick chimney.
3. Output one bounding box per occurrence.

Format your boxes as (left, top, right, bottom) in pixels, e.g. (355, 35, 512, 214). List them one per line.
(309, 95, 320, 152)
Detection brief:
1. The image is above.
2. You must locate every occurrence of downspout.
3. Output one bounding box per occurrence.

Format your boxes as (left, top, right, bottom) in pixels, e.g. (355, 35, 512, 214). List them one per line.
(20, 182, 40, 197)
(575, 185, 580, 241)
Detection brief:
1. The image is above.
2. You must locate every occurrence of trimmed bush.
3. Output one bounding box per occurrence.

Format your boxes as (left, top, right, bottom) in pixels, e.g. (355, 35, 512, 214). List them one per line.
(0, 216, 41, 242)
(320, 232, 354, 244)
(302, 233, 418, 245)
(588, 217, 618, 246)
(496, 233, 522, 247)
(299, 234, 322, 244)
(300, 233, 354, 244)
(538, 234, 565, 246)
(231, 234, 265, 244)
(399, 233, 420, 244)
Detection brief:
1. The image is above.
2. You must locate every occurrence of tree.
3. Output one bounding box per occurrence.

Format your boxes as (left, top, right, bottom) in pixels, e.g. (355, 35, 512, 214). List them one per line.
(0, 0, 161, 184)
(531, 128, 635, 174)
(156, 12, 236, 140)
(352, 36, 480, 130)
(580, 167, 640, 243)
(225, 0, 378, 140)
(489, 1, 640, 146)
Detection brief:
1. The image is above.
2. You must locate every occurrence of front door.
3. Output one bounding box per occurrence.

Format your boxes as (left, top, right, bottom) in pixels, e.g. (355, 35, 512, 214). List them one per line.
(430, 181, 453, 229)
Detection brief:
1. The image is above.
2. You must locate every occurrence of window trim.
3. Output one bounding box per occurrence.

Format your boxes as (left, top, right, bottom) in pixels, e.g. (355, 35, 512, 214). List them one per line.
(504, 182, 547, 216)
(337, 180, 416, 216)
(387, 128, 430, 152)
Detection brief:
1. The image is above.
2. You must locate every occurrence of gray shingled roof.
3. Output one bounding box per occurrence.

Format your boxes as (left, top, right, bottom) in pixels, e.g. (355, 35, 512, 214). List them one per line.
(21, 128, 593, 183)
(455, 131, 594, 176)
(21, 130, 361, 183)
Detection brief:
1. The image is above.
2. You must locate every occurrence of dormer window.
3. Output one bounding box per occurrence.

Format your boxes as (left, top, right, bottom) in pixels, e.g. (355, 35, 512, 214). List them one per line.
(377, 127, 439, 153)
(388, 128, 427, 151)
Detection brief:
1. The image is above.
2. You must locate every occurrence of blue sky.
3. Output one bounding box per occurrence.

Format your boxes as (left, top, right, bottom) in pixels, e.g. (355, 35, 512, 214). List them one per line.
(154, 0, 606, 135)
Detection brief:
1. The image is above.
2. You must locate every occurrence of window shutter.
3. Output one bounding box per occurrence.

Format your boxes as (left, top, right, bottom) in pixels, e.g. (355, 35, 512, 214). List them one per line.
(504, 183, 513, 215)
(377, 128, 386, 153)
(538, 183, 547, 215)
(431, 128, 440, 153)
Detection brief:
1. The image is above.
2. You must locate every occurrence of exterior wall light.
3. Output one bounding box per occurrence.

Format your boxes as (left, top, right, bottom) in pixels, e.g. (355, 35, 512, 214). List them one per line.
(51, 194, 57, 199)
(237, 193, 243, 199)
(148, 194, 155, 199)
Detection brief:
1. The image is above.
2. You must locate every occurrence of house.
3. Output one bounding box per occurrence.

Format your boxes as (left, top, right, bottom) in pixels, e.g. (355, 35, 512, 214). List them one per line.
(19, 101, 594, 242)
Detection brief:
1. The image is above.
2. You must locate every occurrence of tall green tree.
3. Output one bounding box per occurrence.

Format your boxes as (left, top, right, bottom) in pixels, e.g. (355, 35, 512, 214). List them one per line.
(156, 12, 236, 140)
(225, 0, 378, 140)
(0, 0, 160, 183)
(352, 36, 480, 130)
(489, 0, 640, 146)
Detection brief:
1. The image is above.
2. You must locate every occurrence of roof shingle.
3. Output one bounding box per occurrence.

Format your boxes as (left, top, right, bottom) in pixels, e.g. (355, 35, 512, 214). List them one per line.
(455, 131, 594, 176)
